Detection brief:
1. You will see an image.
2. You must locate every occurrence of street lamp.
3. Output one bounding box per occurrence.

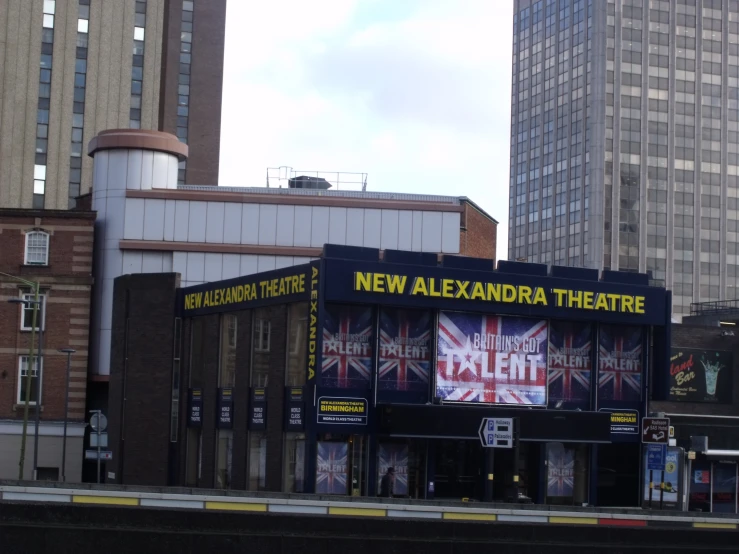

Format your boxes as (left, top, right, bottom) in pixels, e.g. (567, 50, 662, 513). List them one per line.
(9, 296, 44, 480)
(58, 348, 76, 483)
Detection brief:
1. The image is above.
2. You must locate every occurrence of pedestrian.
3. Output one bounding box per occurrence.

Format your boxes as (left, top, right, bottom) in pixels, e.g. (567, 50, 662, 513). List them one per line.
(379, 466, 395, 498)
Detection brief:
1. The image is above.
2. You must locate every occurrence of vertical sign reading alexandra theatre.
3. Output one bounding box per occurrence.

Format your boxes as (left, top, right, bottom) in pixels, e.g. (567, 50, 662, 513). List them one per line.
(321, 305, 373, 389)
(307, 262, 320, 383)
(378, 307, 431, 393)
(436, 311, 548, 404)
(548, 321, 592, 409)
(598, 325, 643, 402)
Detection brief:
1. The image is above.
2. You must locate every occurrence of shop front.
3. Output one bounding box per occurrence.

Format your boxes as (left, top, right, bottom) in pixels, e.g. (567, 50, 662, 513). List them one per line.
(128, 244, 672, 505)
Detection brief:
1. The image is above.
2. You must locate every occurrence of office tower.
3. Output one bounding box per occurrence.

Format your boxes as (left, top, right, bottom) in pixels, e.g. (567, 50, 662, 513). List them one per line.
(509, 0, 739, 316)
(0, 0, 226, 210)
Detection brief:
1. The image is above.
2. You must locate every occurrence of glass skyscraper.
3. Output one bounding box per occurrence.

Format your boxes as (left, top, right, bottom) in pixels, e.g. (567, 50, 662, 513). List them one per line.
(509, 0, 739, 317)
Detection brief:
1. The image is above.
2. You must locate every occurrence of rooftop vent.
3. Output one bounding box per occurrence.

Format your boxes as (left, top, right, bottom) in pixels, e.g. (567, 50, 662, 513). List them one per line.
(288, 175, 332, 190)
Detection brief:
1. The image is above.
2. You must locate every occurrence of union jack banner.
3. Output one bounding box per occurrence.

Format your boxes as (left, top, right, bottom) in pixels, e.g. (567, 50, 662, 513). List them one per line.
(377, 443, 409, 496)
(322, 305, 373, 389)
(378, 308, 431, 392)
(598, 325, 643, 402)
(547, 445, 575, 497)
(548, 321, 592, 407)
(316, 442, 348, 494)
(436, 311, 548, 405)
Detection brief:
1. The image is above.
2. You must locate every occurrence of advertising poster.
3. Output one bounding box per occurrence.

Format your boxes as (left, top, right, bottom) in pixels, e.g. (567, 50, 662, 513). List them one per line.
(377, 444, 409, 496)
(317, 397, 368, 425)
(378, 308, 432, 392)
(316, 442, 348, 495)
(669, 348, 733, 404)
(598, 325, 643, 402)
(436, 311, 547, 405)
(642, 447, 681, 509)
(322, 305, 373, 389)
(547, 444, 575, 498)
(548, 321, 592, 409)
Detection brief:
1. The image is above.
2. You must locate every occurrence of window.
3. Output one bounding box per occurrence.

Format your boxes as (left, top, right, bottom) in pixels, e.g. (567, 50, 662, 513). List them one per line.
(254, 318, 271, 352)
(20, 293, 46, 331)
(24, 230, 49, 265)
(17, 356, 43, 405)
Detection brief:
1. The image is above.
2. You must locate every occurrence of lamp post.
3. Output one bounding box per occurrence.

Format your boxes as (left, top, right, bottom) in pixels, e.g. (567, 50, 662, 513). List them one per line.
(2, 271, 41, 481)
(58, 348, 76, 482)
(9, 295, 44, 480)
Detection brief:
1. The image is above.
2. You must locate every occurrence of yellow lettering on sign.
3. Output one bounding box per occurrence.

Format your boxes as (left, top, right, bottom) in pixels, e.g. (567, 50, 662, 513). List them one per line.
(532, 287, 548, 305)
(386, 274, 406, 294)
(635, 296, 645, 314)
(411, 277, 428, 296)
(372, 273, 385, 293)
(518, 285, 532, 304)
(552, 288, 567, 307)
(502, 284, 516, 302)
(471, 282, 485, 300)
(583, 291, 594, 310)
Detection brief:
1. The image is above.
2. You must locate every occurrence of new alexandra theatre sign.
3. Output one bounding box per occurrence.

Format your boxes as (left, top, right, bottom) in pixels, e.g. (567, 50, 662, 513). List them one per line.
(321, 259, 668, 326)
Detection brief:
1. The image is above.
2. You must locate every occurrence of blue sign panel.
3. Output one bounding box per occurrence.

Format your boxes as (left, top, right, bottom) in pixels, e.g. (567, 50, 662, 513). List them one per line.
(647, 444, 667, 471)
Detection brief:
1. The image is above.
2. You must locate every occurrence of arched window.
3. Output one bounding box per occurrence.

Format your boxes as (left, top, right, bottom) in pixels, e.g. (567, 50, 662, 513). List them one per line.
(24, 230, 50, 265)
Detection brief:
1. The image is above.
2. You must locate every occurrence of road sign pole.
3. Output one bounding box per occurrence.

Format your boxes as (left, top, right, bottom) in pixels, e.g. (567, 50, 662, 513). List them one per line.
(649, 469, 653, 509)
(484, 449, 494, 502)
(660, 470, 664, 510)
(511, 418, 520, 501)
(96, 417, 101, 484)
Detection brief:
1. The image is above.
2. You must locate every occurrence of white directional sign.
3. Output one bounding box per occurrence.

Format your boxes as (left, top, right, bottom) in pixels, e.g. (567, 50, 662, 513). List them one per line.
(85, 450, 113, 461)
(478, 418, 514, 448)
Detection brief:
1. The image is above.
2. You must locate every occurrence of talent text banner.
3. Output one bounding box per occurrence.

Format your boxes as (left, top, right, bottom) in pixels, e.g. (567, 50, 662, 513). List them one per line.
(436, 311, 547, 405)
(378, 307, 432, 393)
(321, 304, 373, 390)
(378, 444, 409, 496)
(598, 325, 643, 402)
(316, 442, 348, 495)
(547, 320, 592, 409)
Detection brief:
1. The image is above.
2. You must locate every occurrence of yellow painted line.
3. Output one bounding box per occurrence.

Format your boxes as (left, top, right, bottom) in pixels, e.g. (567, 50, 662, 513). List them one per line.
(328, 507, 386, 517)
(72, 495, 139, 506)
(550, 516, 598, 525)
(694, 522, 737, 530)
(205, 501, 267, 512)
(443, 512, 496, 521)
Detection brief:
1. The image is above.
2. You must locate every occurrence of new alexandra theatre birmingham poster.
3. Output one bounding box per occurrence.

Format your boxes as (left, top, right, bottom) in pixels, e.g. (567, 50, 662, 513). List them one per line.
(436, 311, 548, 405)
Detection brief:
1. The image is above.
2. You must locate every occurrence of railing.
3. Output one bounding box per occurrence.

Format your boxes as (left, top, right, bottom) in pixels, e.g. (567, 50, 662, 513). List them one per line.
(690, 299, 739, 316)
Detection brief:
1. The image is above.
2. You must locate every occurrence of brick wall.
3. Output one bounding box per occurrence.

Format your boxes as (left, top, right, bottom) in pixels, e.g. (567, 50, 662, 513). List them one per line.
(458, 200, 497, 262)
(108, 272, 180, 486)
(0, 209, 94, 424)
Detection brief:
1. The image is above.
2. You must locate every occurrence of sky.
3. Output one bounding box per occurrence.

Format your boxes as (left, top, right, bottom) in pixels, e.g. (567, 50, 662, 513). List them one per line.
(218, 0, 514, 259)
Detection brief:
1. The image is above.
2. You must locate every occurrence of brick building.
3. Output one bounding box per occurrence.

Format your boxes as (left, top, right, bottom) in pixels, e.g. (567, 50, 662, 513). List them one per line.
(0, 208, 94, 481)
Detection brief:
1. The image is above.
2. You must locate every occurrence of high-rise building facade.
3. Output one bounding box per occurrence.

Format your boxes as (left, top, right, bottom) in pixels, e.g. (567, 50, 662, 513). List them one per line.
(0, 0, 226, 210)
(509, 0, 739, 316)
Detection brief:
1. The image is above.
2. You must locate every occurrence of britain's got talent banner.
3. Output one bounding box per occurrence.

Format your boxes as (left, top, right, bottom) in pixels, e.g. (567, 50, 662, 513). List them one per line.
(548, 321, 592, 408)
(378, 308, 432, 392)
(316, 442, 348, 495)
(436, 311, 548, 405)
(598, 325, 643, 402)
(322, 305, 373, 389)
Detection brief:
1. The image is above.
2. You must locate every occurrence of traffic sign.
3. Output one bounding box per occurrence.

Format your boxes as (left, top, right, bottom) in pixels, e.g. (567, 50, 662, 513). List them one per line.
(85, 450, 113, 461)
(646, 444, 667, 471)
(90, 412, 107, 432)
(478, 418, 513, 448)
(642, 417, 670, 444)
(90, 432, 108, 448)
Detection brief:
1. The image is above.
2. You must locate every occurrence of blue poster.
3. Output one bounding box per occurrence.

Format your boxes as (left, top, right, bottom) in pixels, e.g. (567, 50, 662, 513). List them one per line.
(316, 442, 348, 495)
(548, 320, 592, 409)
(598, 325, 642, 402)
(322, 305, 373, 389)
(378, 308, 431, 392)
(547, 444, 574, 497)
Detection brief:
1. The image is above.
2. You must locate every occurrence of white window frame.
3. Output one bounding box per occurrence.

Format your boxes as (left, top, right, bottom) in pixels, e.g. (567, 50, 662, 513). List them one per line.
(17, 356, 43, 405)
(254, 319, 271, 353)
(24, 230, 50, 266)
(19, 292, 47, 331)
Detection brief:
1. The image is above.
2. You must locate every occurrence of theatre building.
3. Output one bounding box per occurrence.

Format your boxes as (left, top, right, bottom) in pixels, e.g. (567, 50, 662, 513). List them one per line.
(106, 245, 671, 507)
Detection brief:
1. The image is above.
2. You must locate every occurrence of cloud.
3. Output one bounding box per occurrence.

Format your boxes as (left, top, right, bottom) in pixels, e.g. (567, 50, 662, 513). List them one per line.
(219, 0, 512, 258)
